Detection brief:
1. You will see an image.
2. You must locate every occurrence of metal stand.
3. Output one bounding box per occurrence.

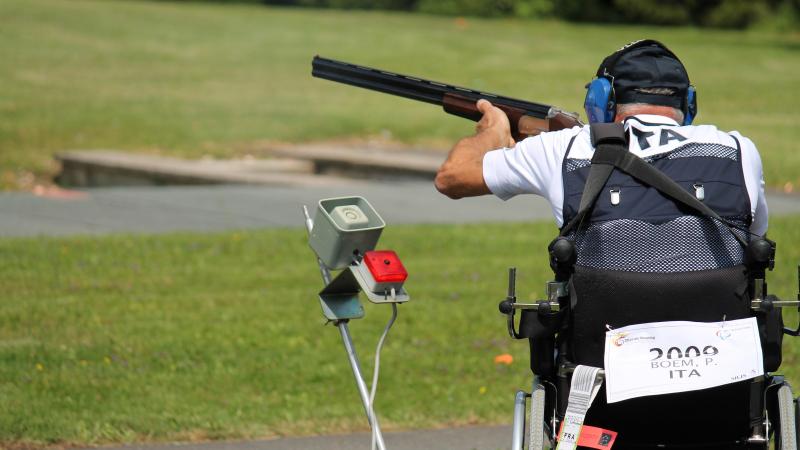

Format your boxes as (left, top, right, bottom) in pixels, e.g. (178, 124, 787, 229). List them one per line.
(303, 206, 387, 450)
(339, 321, 387, 450)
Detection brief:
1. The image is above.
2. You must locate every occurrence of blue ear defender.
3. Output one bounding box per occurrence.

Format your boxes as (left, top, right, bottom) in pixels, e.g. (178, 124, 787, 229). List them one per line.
(584, 77, 615, 124)
(584, 79, 699, 125)
(683, 85, 697, 125)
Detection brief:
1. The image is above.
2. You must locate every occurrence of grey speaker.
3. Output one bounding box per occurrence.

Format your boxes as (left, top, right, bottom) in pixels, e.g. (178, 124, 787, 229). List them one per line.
(309, 197, 385, 270)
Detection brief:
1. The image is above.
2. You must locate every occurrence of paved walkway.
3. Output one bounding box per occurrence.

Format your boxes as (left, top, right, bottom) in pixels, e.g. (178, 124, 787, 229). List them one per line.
(0, 182, 555, 237)
(3, 183, 800, 237)
(83, 425, 511, 450)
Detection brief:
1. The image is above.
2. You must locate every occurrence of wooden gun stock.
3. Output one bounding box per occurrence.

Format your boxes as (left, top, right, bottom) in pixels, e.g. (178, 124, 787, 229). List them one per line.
(442, 93, 582, 140)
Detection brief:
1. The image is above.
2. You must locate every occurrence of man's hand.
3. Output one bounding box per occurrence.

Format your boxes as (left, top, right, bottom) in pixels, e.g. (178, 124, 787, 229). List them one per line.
(434, 99, 516, 199)
(476, 99, 516, 149)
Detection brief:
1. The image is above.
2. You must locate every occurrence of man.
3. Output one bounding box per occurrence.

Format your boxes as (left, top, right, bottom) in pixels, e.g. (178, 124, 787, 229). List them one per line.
(435, 39, 767, 272)
(436, 40, 772, 446)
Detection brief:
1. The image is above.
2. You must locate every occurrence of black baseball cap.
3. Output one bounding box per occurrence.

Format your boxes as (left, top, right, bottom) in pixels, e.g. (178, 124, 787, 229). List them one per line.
(596, 40, 690, 109)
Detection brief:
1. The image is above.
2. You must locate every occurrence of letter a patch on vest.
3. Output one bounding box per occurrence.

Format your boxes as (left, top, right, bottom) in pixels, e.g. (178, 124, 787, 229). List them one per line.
(659, 129, 686, 145)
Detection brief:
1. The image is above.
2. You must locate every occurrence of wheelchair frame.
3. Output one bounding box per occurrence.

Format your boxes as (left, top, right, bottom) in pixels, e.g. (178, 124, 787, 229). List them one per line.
(501, 260, 800, 450)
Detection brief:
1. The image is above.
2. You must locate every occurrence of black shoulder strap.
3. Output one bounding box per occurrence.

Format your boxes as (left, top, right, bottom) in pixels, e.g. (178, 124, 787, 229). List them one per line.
(559, 123, 626, 237)
(560, 123, 748, 248)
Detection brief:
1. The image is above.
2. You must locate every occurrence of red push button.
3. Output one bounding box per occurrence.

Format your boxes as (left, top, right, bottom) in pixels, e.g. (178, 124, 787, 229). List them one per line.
(363, 250, 407, 283)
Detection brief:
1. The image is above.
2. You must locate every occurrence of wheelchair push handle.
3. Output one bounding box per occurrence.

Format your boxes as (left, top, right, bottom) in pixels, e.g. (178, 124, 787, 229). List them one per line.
(745, 237, 775, 278)
(549, 237, 576, 281)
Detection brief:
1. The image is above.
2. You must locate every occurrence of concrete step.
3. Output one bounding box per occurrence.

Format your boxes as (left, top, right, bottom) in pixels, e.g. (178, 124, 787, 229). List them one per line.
(266, 144, 443, 180)
(56, 150, 364, 188)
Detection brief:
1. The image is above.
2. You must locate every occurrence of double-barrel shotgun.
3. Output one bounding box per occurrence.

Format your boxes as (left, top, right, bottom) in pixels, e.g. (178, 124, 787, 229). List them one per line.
(311, 56, 583, 140)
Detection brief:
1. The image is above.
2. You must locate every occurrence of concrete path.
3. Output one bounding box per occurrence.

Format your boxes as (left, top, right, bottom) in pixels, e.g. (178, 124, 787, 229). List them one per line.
(3, 183, 800, 238)
(0, 182, 555, 237)
(83, 425, 511, 450)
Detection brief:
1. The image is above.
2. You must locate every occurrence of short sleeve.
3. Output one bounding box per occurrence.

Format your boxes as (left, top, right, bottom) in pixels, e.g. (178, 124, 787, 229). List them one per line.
(732, 132, 768, 236)
(482, 127, 582, 225)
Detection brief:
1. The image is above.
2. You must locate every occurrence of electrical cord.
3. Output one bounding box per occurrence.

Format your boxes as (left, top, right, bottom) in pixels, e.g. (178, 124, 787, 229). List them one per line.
(370, 302, 398, 450)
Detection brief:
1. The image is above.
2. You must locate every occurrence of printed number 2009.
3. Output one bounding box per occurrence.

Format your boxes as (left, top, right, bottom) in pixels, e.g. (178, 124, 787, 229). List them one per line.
(650, 345, 718, 361)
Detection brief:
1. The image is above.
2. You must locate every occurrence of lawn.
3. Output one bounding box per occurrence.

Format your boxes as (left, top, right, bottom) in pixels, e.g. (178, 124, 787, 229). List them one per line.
(1, 0, 799, 189)
(1, 218, 799, 446)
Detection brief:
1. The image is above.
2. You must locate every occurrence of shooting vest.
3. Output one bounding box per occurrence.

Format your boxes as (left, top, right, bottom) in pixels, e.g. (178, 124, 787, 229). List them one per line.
(560, 118, 752, 273)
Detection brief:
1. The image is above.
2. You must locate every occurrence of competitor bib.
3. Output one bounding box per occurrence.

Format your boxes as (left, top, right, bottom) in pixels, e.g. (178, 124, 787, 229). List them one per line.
(604, 318, 763, 404)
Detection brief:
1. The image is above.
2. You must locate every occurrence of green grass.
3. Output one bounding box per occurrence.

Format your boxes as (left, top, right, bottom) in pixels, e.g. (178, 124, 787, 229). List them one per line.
(2, 218, 800, 447)
(1, 0, 799, 189)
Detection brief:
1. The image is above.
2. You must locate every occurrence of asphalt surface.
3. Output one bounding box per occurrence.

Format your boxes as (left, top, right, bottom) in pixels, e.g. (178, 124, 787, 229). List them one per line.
(0, 181, 557, 237)
(3, 182, 800, 237)
(84, 426, 512, 450)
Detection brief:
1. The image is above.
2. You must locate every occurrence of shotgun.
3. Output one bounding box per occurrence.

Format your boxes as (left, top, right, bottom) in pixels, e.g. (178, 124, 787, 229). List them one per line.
(312, 56, 583, 140)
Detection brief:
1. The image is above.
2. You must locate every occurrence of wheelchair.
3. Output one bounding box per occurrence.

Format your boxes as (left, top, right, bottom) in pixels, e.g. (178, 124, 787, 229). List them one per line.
(500, 231, 800, 450)
(497, 123, 800, 450)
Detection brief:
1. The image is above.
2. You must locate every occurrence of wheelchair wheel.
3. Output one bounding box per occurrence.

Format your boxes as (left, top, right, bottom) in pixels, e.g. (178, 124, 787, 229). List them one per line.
(777, 384, 798, 450)
(796, 396, 799, 446)
(529, 380, 549, 450)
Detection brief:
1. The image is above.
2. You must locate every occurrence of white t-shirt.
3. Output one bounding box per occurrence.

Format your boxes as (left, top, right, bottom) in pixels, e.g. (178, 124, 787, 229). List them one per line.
(482, 114, 768, 236)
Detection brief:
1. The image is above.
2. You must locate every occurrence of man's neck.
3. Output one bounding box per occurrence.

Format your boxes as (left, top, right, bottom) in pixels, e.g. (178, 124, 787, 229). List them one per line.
(615, 105, 681, 123)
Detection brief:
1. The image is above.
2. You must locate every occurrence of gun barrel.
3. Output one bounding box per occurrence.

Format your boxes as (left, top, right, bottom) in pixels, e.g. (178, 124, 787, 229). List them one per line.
(312, 56, 553, 119)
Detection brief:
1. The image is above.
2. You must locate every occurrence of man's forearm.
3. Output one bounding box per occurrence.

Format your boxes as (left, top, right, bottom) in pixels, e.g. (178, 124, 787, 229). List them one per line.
(434, 131, 504, 199)
(435, 99, 514, 199)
